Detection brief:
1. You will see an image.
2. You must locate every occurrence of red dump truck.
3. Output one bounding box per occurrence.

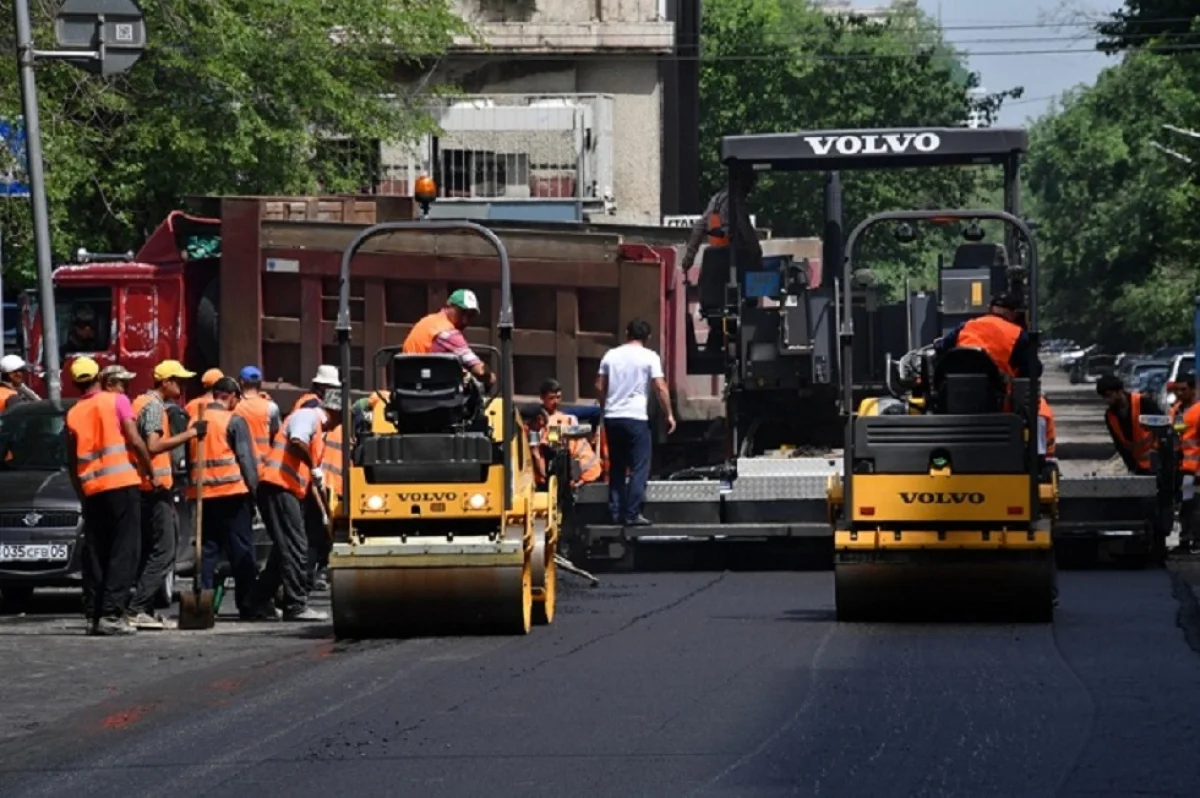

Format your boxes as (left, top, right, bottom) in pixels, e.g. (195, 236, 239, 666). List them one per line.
(23, 195, 819, 472)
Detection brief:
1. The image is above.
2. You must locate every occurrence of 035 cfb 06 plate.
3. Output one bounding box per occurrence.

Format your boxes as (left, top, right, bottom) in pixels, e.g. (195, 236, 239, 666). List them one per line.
(0, 544, 70, 562)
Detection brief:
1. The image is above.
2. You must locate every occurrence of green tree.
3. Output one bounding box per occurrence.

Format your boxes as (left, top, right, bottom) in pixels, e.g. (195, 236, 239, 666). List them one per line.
(698, 0, 1023, 297)
(1026, 51, 1200, 347)
(0, 0, 468, 285)
(1096, 0, 1200, 53)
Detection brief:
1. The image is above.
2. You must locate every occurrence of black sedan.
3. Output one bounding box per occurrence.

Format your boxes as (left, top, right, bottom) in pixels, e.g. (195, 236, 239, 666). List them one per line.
(0, 400, 86, 603)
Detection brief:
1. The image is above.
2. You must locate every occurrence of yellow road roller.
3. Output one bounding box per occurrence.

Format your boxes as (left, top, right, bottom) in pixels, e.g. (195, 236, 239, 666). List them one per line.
(826, 209, 1055, 623)
(326, 220, 560, 638)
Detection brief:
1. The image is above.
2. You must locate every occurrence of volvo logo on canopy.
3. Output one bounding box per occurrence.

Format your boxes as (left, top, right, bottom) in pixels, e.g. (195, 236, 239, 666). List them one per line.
(802, 132, 943, 157)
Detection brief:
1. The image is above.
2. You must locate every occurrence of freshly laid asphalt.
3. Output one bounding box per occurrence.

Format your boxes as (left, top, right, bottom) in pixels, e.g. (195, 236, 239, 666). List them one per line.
(0, 569, 1198, 797)
(1, 369, 1199, 797)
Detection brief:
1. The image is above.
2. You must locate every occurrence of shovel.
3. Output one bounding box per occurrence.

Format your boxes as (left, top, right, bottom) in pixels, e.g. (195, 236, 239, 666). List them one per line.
(178, 436, 215, 630)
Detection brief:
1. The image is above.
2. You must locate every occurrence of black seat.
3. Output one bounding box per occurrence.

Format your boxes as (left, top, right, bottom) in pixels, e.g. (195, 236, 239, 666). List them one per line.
(931, 347, 1006, 414)
(387, 354, 482, 434)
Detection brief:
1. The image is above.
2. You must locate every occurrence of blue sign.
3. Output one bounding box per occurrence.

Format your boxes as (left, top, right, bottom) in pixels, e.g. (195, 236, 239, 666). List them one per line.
(0, 118, 30, 198)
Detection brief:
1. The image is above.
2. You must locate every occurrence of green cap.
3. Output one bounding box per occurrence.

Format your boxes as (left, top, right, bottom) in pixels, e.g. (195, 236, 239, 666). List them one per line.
(448, 288, 479, 312)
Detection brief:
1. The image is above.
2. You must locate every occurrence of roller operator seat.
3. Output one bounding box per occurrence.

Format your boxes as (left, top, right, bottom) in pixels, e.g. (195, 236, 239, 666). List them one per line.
(387, 354, 484, 435)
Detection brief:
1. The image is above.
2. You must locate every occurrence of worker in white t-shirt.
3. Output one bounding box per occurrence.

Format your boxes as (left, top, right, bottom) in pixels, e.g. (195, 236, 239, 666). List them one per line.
(595, 318, 676, 527)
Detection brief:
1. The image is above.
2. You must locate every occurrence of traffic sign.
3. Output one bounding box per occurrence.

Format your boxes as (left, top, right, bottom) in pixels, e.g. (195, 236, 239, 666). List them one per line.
(54, 0, 146, 76)
(0, 118, 30, 199)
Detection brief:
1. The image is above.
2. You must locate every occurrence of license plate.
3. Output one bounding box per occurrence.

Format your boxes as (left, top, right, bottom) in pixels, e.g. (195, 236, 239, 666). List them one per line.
(0, 543, 70, 562)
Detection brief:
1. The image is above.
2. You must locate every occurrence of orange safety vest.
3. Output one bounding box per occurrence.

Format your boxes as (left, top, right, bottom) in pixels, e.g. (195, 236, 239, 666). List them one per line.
(0, 385, 15, 410)
(706, 206, 729, 248)
(262, 410, 327, 499)
(185, 393, 212, 422)
(402, 311, 456, 354)
(321, 424, 344, 498)
(954, 315, 1023, 378)
(291, 392, 320, 415)
(131, 392, 174, 492)
(235, 393, 274, 476)
(1105, 392, 1155, 472)
(545, 412, 601, 485)
(1038, 396, 1056, 460)
(1180, 403, 1200, 475)
(186, 405, 248, 500)
(66, 391, 141, 497)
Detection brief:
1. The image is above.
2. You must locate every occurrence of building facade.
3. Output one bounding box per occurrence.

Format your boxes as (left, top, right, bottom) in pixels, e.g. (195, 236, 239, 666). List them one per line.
(376, 0, 675, 225)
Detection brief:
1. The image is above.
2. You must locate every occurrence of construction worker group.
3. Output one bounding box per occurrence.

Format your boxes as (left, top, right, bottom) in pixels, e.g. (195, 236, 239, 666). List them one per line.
(63, 357, 343, 635)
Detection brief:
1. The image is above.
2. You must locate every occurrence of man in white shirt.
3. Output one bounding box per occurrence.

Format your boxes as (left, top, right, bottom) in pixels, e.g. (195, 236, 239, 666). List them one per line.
(595, 319, 676, 527)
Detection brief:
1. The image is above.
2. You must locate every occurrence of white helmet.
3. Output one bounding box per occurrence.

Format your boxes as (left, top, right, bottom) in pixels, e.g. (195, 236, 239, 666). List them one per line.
(0, 354, 27, 374)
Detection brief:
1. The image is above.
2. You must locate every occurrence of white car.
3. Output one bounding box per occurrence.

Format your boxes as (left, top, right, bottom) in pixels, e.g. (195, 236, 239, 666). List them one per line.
(1158, 353, 1195, 410)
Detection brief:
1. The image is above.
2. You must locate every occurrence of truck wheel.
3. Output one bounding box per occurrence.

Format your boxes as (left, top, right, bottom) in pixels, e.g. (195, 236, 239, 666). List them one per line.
(196, 277, 220, 368)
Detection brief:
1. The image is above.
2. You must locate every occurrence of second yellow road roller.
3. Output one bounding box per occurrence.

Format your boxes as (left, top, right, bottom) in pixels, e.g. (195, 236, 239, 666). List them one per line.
(326, 219, 560, 638)
(826, 209, 1056, 623)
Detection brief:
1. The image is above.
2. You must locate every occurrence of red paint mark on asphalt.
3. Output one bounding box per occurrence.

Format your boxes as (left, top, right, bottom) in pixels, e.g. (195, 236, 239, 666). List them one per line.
(100, 705, 150, 730)
(314, 644, 334, 659)
(211, 678, 243, 692)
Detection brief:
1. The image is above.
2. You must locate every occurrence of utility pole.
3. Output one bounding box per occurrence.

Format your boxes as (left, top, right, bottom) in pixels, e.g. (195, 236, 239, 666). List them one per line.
(9, 0, 146, 401)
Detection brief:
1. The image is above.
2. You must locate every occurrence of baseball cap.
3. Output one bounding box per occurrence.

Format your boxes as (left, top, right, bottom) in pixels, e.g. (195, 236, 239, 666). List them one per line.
(448, 289, 480, 312)
(201, 368, 224, 388)
(69, 357, 100, 382)
(99, 364, 136, 382)
(0, 354, 28, 373)
(239, 365, 263, 382)
(153, 359, 196, 382)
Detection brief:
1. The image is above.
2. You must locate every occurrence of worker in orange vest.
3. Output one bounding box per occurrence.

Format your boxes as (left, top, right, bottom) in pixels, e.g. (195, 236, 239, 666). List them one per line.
(1098, 372, 1162, 476)
(402, 289, 495, 390)
(1171, 372, 1199, 554)
(529, 379, 602, 489)
(235, 365, 281, 479)
(0, 354, 37, 411)
(247, 389, 342, 622)
(64, 356, 156, 636)
(186, 368, 225, 421)
(1037, 393, 1057, 476)
(680, 166, 762, 275)
(189, 377, 261, 619)
(123, 359, 207, 629)
(934, 294, 1042, 380)
(291, 365, 340, 414)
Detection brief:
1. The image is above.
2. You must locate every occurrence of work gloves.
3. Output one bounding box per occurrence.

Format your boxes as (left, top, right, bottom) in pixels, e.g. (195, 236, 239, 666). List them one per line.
(193, 420, 209, 441)
(1183, 473, 1195, 502)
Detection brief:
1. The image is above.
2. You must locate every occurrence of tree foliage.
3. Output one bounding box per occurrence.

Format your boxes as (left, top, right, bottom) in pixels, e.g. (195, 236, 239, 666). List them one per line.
(698, 0, 1022, 297)
(1028, 4, 1200, 348)
(0, 0, 468, 285)
(1096, 0, 1200, 53)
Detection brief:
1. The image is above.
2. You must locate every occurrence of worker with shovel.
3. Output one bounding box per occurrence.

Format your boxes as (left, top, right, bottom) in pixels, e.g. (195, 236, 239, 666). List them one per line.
(184, 377, 260, 624)
(247, 389, 341, 622)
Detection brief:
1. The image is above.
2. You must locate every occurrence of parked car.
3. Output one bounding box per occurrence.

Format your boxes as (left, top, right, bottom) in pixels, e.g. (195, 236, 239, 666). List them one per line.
(1136, 368, 1169, 399)
(1122, 358, 1168, 391)
(0, 399, 269, 607)
(1153, 345, 1192, 360)
(0, 400, 86, 603)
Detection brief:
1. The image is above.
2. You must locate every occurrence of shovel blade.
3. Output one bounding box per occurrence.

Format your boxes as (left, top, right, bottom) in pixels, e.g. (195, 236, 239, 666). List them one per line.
(178, 588, 216, 630)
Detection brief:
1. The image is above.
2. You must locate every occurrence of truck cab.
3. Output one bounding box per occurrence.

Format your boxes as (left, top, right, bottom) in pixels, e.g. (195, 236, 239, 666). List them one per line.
(22, 212, 221, 399)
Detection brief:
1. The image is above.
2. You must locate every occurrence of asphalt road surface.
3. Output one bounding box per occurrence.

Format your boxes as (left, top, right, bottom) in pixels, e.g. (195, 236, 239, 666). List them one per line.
(2, 369, 1199, 797)
(0, 569, 1198, 797)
